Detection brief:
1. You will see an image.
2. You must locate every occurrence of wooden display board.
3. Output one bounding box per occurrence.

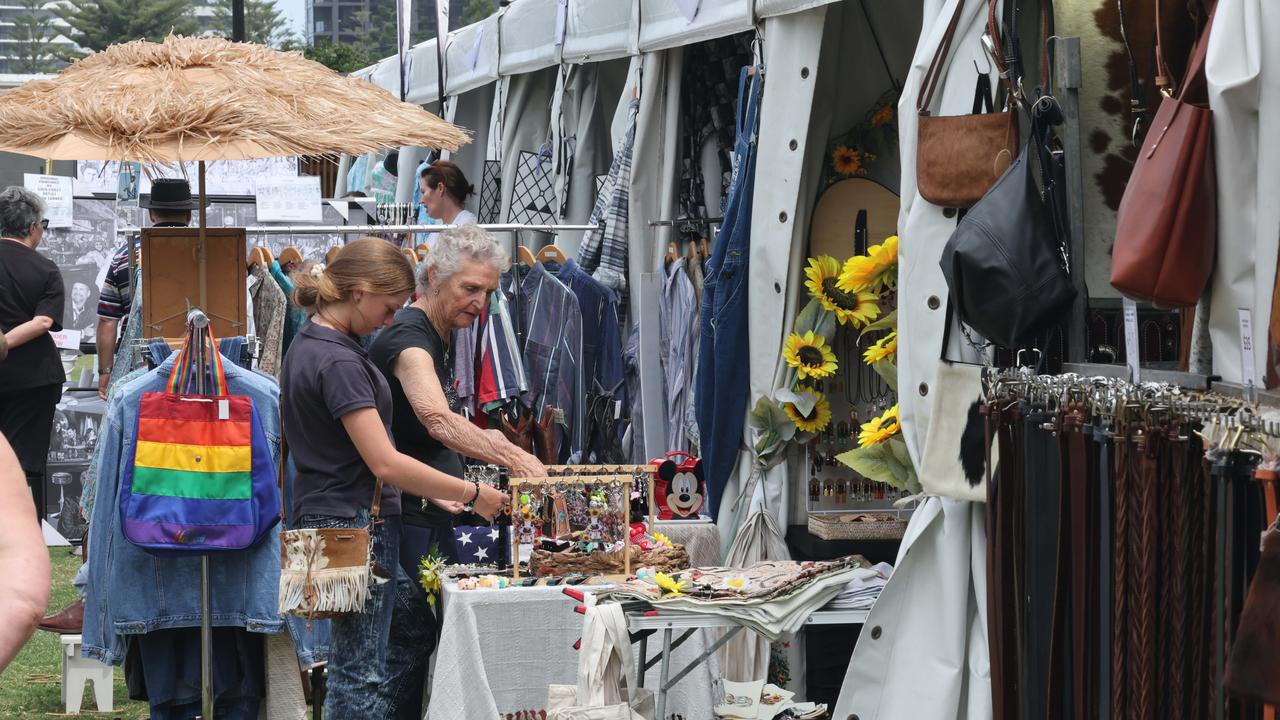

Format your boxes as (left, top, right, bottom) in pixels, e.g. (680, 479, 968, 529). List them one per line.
(141, 227, 248, 339)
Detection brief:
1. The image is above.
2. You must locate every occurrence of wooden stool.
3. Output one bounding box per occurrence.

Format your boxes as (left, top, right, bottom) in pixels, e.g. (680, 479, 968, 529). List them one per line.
(59, 634, 113, 713)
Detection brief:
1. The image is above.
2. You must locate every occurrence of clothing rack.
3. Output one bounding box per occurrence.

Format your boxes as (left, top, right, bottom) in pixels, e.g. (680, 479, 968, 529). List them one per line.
(647, 217, 723, 228)
(135, 335, 261, 367)
(114, 223, 603, 236)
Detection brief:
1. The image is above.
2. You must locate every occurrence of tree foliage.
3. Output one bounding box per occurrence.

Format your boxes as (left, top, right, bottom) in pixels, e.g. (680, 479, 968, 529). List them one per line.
(304, 40, 372, 73)
(461, 0, 496, 25)
(54, 0, 199, 55)
(211, 0, 297, 48)
(11, 0, 62, 73)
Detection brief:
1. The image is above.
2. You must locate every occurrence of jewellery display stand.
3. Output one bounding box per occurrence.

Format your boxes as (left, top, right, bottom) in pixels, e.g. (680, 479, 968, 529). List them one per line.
(507, 474, 633, 578)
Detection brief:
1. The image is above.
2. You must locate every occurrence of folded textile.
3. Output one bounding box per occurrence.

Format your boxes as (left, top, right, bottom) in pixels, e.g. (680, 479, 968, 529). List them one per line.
(824, 562, 893, 611)
(597, 557, 868, 641)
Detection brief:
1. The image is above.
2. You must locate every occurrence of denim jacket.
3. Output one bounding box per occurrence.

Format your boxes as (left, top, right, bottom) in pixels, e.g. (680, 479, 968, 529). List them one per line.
(82, 353, 284, 665)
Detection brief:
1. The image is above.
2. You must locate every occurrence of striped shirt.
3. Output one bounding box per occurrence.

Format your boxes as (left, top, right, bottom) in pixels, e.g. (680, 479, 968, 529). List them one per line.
(97, 241, 135, 322)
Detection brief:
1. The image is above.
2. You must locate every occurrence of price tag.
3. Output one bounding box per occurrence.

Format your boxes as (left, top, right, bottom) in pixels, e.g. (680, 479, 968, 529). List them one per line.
(1123, 298, 1140, 382)
(218, 399, 230, 421)
(1239, 308, 1257, 388)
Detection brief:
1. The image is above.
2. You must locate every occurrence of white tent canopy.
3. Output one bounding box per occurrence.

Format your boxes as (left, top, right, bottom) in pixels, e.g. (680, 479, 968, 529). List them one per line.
(355, 0, 845, 98)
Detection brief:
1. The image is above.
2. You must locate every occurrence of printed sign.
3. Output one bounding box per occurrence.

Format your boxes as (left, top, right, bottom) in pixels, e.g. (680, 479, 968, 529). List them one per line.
(24, 173, 74, 228)
(255, 176, 322, 223)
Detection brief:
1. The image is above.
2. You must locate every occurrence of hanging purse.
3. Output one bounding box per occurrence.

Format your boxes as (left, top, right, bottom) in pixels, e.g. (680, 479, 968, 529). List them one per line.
(277, 435, 384, 620)
(916, 0, 1019, 209)
(939, 100, 1077, 348)
(120, 324, 279, 555)
(917, 308, 998, 502)
(1110, 3, 1218, 307)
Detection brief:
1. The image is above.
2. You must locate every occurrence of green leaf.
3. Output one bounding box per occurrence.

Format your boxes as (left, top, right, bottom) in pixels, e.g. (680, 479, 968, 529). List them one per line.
(792, 299, 824, 335)
(859, 309, 897, 338)
(775, 388, 814, 417)
(872, 359, 898, 391)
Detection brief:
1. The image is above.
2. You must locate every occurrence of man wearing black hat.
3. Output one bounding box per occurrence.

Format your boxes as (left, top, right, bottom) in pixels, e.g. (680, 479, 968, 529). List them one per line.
(95, 179, 197, 400)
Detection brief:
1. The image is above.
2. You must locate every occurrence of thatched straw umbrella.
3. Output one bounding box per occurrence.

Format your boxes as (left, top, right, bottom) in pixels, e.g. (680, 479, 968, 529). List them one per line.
(0, 34, 469, 161)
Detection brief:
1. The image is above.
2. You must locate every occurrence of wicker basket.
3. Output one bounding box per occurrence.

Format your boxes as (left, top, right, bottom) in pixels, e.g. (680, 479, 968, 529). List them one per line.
(529, 544, 690, 576)
(808, 512, 907, 541)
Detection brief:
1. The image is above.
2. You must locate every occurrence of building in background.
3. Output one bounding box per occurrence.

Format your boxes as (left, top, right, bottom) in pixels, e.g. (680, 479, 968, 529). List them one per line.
(0, 1, 77, 75)
(306, 0, 468, 51)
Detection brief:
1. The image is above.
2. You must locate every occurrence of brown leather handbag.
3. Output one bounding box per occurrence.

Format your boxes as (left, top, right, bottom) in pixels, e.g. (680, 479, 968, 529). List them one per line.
(1110, 4, 1218, 307)
(916, 0, 1019, 209)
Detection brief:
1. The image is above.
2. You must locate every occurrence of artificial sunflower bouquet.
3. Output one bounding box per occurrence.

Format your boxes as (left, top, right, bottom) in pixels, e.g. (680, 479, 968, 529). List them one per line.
(752, 232, 920, 495)
(826, 89, 900, 183)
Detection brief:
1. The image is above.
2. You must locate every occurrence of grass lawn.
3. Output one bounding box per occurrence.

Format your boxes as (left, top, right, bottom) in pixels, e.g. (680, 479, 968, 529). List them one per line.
(0, 547, 149, 718)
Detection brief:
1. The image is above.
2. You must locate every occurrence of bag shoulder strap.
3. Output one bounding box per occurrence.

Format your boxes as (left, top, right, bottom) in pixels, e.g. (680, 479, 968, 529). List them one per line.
(918, 0, 971, 113)
(1173, 2, 1218, 103)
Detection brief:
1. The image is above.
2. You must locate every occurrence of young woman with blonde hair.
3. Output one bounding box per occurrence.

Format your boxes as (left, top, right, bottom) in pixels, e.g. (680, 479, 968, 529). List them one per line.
(282, 237, 507, 718)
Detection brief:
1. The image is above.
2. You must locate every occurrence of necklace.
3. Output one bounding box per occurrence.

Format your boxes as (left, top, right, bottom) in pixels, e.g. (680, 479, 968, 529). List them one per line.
(315, 310, 352, 337)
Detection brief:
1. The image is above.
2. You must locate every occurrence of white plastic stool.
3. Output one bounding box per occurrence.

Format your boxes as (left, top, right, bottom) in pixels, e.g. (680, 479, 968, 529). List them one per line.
(59, 634, 113, 713)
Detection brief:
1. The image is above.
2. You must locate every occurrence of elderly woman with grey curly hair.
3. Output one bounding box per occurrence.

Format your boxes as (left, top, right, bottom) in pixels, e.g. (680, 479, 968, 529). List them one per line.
(0, 186, 64, 520)
(367, 224, 546, 719)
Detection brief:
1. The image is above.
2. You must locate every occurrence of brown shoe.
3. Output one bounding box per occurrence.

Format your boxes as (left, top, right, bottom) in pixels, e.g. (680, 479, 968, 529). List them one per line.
(38, 599, 84, 634)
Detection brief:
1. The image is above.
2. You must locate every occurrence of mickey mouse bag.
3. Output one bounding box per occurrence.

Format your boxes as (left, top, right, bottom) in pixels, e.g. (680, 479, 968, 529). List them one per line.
(649, 452, 705, 520)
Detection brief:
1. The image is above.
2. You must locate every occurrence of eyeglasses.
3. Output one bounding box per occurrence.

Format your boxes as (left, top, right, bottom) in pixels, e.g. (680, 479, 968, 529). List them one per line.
(38, 219, 49, 230)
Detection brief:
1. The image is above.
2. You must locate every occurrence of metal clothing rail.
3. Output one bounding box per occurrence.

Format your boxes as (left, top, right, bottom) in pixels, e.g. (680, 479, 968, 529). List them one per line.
(115, 223, 603, 235)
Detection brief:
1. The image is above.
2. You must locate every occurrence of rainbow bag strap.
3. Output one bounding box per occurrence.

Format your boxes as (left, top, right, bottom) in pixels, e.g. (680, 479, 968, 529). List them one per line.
(165, 323, 228, 397)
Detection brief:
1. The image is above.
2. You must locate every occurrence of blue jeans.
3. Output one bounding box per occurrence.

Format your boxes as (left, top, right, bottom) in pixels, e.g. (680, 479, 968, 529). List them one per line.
(386, 522, 456, 720)
(695, 65, 763, 519)
(297, 511, 402, 720)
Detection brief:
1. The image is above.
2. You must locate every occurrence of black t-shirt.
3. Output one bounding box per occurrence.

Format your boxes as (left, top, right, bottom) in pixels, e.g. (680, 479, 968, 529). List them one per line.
(369, 306, 463, 528)
(0, 239, 65, 392)
(282, 319, 401, 519)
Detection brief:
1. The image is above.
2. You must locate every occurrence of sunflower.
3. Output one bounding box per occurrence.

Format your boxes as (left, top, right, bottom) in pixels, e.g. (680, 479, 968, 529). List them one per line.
(805, 255, 883, 326)
(832, 145, 862, 176)
(870, 103, 895, 128)
(858, 405, 901, 448)
(783, 331, 839, 380)
(783, 387, 833, 433)
(863, 331, 898, 365)
(654, 572, 686, 597)
(837, 236, 899, 295)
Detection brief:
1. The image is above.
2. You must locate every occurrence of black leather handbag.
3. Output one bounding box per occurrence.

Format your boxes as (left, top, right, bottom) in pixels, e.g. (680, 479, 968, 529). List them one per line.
(939, 118, 1075, 349)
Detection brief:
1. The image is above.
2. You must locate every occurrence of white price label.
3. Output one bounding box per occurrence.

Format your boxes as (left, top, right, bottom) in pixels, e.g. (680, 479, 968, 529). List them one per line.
(24, 173, 74, 228)
(1239, 308, 1257, 388)
(1123, 298, 1140, 382)
(255, 176, 322, 223)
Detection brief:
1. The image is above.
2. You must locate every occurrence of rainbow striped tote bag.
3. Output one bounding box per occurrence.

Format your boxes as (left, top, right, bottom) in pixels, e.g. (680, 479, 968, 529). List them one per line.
(120, 329, 279, 555)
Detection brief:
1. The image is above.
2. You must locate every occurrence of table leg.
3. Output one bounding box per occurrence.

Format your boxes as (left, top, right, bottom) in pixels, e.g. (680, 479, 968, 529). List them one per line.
(638, 634, 648, 689)
(656, 628, 673, 720)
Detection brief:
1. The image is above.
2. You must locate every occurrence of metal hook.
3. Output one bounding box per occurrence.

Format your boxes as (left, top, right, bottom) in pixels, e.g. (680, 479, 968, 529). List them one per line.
(973, 53, 992, 77)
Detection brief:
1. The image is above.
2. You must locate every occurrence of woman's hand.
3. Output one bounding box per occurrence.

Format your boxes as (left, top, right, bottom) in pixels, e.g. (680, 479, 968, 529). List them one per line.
(472, 484, 509, 521)
(508, 452, 548, 481)
(426, 497, 466, 514)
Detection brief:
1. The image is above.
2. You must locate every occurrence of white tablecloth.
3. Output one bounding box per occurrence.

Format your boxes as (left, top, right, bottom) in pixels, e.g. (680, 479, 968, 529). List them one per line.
(427, 583, 719, 720)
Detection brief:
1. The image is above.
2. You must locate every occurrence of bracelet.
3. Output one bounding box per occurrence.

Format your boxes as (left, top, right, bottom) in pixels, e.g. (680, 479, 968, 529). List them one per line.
(470, 481, 481, 503)
(99, 366, 112, 375)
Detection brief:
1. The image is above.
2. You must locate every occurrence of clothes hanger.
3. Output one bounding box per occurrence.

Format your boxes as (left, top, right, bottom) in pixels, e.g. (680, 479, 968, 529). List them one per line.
(517, 245, 537, 267)
(279, 246, 303, 270)
(664, 241, 680, 267)
(401, 247, 419, 264)
(535, 244, 567, 265)
(415, 243, 430, 257)
(325, 246, 340, 265)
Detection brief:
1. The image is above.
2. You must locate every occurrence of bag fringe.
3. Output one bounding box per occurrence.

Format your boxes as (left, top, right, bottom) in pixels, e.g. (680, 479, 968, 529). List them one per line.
(279, 566, 372, 616)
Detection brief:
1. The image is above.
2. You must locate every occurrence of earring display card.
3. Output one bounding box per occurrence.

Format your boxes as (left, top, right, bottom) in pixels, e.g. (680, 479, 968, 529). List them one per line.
(480, 159, 502, 224)
(509, 151, 558, 227)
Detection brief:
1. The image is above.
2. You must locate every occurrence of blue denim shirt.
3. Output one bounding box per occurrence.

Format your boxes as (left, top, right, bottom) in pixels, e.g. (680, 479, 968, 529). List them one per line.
(82, 353, 284, 665)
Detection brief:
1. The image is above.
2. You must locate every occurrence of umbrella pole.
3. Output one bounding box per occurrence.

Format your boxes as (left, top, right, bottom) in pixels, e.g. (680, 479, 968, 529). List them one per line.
(198, 161, 208, 313)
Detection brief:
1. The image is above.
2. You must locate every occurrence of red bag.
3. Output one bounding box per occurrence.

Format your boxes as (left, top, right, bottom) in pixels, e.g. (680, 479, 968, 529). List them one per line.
(1110, 5, 1218, 307)
(649, 452, 705, 520)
